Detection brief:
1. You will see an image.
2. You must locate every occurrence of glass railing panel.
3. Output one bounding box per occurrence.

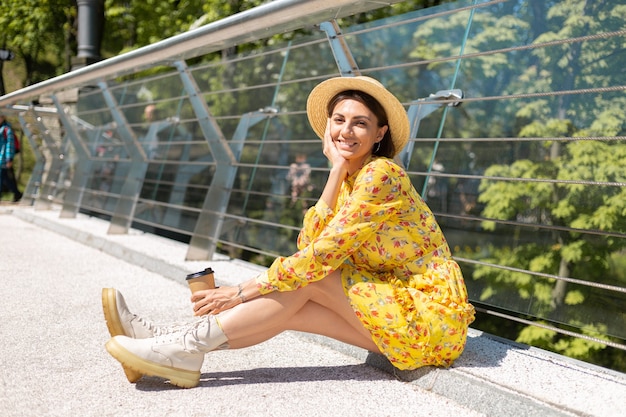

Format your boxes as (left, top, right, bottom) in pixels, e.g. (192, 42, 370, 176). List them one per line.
(272, 37, 338, 82)
(10, 0, 622, 354)
(344, 1, 474, 100)
(429, 0, 626, 344)
(132, 199, 200, 237)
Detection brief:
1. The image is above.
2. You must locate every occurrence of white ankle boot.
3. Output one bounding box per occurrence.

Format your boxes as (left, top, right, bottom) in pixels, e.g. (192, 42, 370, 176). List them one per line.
(103, 288, 161, 383)
(102, 288, 158, 339)
(105, 315, 227, 388)
(101, 288, 191, 381)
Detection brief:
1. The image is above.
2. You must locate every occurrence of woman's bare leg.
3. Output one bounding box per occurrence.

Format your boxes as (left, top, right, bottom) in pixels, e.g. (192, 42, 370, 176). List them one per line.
(216, 270, 379, 352)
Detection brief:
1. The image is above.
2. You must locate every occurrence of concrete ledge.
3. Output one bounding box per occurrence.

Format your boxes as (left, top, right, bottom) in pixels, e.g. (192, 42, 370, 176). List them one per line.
(367, 331, 626, 417)
(9, 206, 626, 417)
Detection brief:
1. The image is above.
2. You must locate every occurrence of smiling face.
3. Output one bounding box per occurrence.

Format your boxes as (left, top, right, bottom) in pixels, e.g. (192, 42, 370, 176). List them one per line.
(329, 98, 388, 172)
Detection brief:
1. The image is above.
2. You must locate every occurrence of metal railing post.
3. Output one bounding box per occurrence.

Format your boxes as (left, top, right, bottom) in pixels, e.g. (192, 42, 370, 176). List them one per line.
(31, 101, 71, 210)
(320, 20, 360, 77)
(18, 113, 45, 203)
(398, 90, 464, 168)
(97, 81, 149, 234)
(51, 96, 96, 217)
(187, 110, 277, 260)
(174, 60, 261, 260)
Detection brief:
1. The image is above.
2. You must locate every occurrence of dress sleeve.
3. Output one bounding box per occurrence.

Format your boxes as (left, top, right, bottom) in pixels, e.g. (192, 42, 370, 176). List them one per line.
(296, 199, 335, 250)
(256, 158, 404, 294)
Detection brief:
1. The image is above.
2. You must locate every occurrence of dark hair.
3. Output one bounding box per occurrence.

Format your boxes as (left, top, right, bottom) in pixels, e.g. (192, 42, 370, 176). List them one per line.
(326, 90, 395, 158)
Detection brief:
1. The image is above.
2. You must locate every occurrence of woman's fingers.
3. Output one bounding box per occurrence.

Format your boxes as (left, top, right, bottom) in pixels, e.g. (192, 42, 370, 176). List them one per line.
(323, 118, 340, 159)
(191, 286, 241, 316)
(322, 119, 332, 154)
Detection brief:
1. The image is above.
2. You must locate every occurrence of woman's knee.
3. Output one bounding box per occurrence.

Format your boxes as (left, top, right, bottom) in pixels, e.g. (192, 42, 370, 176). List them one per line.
(308, 269, 342, 294)
(306, 270, 352, 309)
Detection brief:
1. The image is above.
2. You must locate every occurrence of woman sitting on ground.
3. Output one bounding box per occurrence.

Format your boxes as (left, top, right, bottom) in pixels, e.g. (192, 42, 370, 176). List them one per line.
(103, 76, 475, 388)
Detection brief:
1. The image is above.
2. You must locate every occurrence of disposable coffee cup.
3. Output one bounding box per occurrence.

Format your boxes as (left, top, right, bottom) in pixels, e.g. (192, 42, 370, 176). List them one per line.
(186, 267, 216, 294)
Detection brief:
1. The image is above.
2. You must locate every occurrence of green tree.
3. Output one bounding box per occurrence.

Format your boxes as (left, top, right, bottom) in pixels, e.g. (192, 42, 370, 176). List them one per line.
(1, 0, 453, 93)
(472, 0, 626, 367)
(102, 0, 274, 58)
(0, 0, 75, 90)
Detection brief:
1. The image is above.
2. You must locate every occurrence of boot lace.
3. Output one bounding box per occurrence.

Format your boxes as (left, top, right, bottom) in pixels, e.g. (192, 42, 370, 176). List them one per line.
(152, 321, 191, 337)
(133, 314, 158, 333)
(154, 316, 208, 344)
(132, 314, 196, 337)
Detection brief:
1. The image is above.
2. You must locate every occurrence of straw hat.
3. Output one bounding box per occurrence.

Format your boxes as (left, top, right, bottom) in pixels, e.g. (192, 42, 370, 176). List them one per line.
(306, 76, 410, 156)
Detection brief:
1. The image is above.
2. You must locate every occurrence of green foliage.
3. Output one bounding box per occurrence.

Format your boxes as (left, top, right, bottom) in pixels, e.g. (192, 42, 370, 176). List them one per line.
(471, 0, 626, 368)
(472, 243, 559, 312)
(479, 159, 556, 226)
(102, 0, 261, 55)
(516, 323, 607, 359)
(1, 0, 455, 91)
(0, 0, 75, 86)
(609, 251, 626, 282)
(516, 325, 557, 347)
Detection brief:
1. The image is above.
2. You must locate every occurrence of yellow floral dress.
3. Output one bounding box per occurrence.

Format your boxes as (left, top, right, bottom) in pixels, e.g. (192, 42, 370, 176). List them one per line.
(256, 156, 475, 370)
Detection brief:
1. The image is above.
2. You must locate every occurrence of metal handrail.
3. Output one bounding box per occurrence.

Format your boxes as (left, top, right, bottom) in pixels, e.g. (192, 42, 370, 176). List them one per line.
(0, 0, 404, 108)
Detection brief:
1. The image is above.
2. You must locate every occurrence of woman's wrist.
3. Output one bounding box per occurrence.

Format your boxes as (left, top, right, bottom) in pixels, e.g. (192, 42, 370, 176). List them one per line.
(237, 283, 247, 303)
(321, 166, 346, 210)
(236, 279, 260, 304)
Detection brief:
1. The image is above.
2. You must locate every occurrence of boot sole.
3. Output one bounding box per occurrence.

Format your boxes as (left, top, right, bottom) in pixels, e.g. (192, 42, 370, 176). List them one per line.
(101, 288, 143, 383)
(105, 337, 200, 388)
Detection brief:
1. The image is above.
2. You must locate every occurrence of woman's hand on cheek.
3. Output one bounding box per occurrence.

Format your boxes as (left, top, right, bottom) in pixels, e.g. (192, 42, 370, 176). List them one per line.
(322, 118, 335, 160)
(322, 118, 348, 170)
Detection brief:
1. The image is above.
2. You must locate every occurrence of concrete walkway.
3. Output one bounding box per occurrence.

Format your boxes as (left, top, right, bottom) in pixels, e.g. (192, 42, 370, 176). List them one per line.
(1, 205, 625, 417)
